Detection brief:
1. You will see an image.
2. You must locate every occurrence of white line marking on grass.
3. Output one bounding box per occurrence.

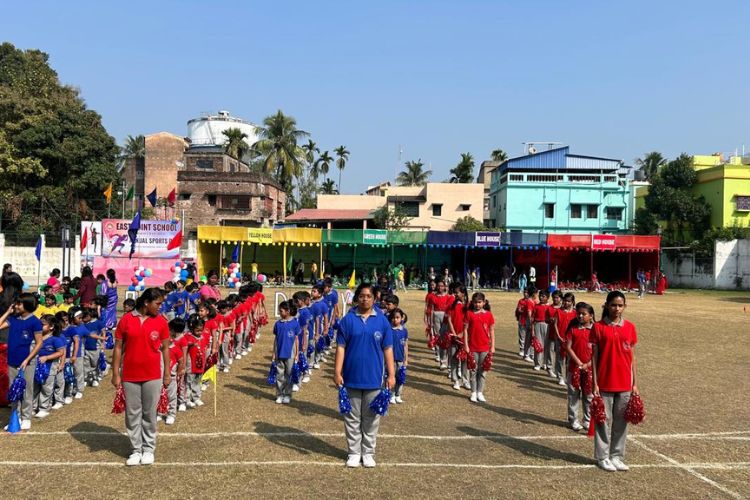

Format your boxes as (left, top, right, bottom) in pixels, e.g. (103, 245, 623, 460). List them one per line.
(630, 437, 744, 500)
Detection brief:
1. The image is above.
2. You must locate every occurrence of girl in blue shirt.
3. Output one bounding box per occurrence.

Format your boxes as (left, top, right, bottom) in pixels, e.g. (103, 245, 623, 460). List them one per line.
(388, 308, 409, 405)
(293, 291, 313, 383)
(334, 283, 395, 469)
(272, 300, 300, 405)
(33, 315, 66, 418)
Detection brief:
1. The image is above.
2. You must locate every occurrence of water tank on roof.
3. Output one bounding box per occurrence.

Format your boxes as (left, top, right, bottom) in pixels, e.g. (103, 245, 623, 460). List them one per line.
(187, 110, 258, 147)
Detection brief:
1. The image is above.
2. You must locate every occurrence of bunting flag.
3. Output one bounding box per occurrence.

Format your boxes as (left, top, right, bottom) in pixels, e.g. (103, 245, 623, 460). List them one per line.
(103, 183, 113, 204)
(201, 365, 217, 384)
(167, 188, 176, 207)
(35, 236, 43, 262)
(231, 242, 240, 263)
(348, 270, 356, 289)
(80, 227, 89, 253)
(125, 185, 134, 201)
(146, 188, 157, 208)
(128, 210, 141, 260)
(166, 230, 182, 251)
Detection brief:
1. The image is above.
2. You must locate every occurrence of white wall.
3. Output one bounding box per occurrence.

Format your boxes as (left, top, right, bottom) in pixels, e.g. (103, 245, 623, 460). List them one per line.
(0, 234, 81, 284)
(662, 239, 750, 289)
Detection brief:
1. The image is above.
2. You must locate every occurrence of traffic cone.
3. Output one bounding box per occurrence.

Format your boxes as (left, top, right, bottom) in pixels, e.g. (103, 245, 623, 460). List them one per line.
(6, 408, 21, 434)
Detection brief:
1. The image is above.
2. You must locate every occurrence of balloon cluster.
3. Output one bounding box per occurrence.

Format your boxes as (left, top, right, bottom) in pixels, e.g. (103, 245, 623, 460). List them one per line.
(368, 388, 392, 416)
(256, 273, 267, 284)
(624, 393, 646, 424)
(171, 260, 189, 282)
(111, 384, 126, 414)
(129, 265, 153, 292)
(225, 262, 241, 288)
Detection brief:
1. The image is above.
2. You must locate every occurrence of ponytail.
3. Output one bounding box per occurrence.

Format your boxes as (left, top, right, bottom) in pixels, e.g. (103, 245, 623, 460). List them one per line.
(135, 287, 163, 311)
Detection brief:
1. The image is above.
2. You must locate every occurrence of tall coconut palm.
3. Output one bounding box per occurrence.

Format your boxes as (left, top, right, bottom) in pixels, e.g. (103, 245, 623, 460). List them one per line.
(333, 145, 350, 192)
(251, 110, 309, 192)
(313, 150, 333, 180)
(222, 127, 249, 160)
(301, 139, 319, 170)
(490, 148, 508, 163)
(449, 152, 475, 183)
(636, 151, 667, 181)
(121, 134, 146, 159)
(397, 159, 432, 186)
(320, 178, 338, 194)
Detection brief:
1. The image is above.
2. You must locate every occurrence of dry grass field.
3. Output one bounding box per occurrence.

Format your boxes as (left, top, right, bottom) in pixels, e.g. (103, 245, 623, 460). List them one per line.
(1, 287, 749, 499)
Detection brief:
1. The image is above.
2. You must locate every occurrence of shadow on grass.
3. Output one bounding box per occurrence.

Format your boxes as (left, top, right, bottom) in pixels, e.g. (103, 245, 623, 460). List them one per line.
(227, 378, 342, 420)
(456, 425, 590, 464)
(253, 421, 344, 460)
(717, 296, 750, 304)
(68, 421, 131, 458)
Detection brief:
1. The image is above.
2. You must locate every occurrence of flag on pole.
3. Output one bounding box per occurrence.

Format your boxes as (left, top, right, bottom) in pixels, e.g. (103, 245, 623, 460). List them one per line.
(35, 236, 43, 262)
(166, 231, 182, 251)
(146, 188, 157, 207)
(202, 365, 217, 384)
(103, 183, 113, 204)
(128, 210, 141, 260)
(348, 270, 356, 289)
(80, 227, 89, 253)
(231, 242, 240, 263)
(167, 188, 176, 207)
(125, 185, 134, 201)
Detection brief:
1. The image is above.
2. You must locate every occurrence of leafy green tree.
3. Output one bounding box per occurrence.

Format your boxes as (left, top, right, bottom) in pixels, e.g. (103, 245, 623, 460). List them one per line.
(450, 152, 475, 183)
(451, 215, 485, 232)
(252, 110, 309, 198)
(319, 178, 338, 194)
(334, 145, 350, 192)
(490, 149, 508, 163)
(222, 127, 249, 160)
(397, 159, 432, 186)
(121, 134, 145, 159)
(372, 205, 412, 230)
(313, 150, 333, 180)
(633, 207, 658, 235)
(635, 151, 667, 181)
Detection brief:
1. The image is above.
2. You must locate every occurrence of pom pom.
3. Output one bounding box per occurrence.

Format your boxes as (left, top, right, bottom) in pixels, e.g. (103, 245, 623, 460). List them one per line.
(105, 331, 114, 350)
(368, 387, 392, 416)
(259, 315, 268, 326)
(624, 393, 646, 425)
(111, 384, 126, 414)
(205, 352, 218, 370)
(455, 349, 468, 362)
(193, 346, 204, 371)
(157, 386, 169, 415)
(396, 365, 407, 385)
(267, 361, 277, 385)
(588, 395, 607, 437)
(306, 344, 314, 357)
(63, 362, 76, 385)
(482, 352, 493, 372)
(298, 352, 309, 373)
(34, 361, 51, 385)
(438, 334, 452, 350)
(338, 386, 352, 414)
(531, 336, 544, 353)
(466, 353, 478, 371)
(427, 335, 438, 349)
(315, 335, 326, 353)
(97, 351, 108, 373)
(290, 362, 301, 385)
(7, 371, 26, 403)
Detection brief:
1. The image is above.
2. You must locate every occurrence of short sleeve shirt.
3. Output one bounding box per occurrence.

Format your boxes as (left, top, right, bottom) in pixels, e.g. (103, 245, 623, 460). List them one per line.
(336, 310, 393, 390)
(115, 312, 169, 382)
(465, 309, 494, 353)
(590, 318, 637, 392)
(7, 315, 43, 367)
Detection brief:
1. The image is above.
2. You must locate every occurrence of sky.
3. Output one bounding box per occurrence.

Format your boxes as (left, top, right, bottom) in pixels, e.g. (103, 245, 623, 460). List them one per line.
(2, 1, 748, 194)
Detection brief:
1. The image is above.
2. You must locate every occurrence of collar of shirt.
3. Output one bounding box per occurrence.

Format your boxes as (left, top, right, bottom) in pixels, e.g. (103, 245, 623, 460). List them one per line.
(279, 317, 294, 323)
(578, 323, 593, 330)
(355, 308, 376, 320)
(603, 317, 624, 326)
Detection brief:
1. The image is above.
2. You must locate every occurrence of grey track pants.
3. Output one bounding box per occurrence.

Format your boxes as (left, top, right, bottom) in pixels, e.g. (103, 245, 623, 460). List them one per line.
(276, 358, 293, 397)
(469, 352, 488, 394)
(594, 391, 632, 461)
(8, 363, 35, 421)
(343, 388, 381, 457)
(124, 379, 161, 455)
(34, 360, 59, 411)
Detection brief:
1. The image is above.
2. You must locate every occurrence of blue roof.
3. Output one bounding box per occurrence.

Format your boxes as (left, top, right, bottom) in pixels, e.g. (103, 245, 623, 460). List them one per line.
(499, 146, 623, 173)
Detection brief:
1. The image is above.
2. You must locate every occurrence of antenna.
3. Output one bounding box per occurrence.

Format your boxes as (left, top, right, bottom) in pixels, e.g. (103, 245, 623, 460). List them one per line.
(396, 144, 403, 183)
(522, 141, 564, 154)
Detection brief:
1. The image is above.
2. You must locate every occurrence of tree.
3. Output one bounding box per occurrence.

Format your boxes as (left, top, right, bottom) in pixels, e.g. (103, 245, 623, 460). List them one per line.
(0, 42, 119, 236)
(372, 205, 412, 230)
(222, 127, 249, 160)
(490, 149, 508, 163)
(121, 134, 145, 159)
(334, 145, 350, 192)
(319, 178, 338, 194)
(451, 215, 485, 232)
(301, 139, 319, 173)
(635, 151, 666, 181)
(633, 207, 658, 235)
(251, 110, 309, 197)
(313, 150, 333, 180)
(397, 159, 432, 186)
(450, 152, 475, 183)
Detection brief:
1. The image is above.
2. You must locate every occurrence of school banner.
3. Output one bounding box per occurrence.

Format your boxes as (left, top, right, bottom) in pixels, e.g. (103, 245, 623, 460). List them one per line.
(247, 228, 273, 243)
(591, 234, 617, 251)
(474, 231, 501, 247)
(102, 219, 181, 259)
(363, 229, 387, 245)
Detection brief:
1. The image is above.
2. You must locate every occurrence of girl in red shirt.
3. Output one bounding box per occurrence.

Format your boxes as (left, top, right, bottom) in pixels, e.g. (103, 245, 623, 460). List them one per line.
(111, 288, 170, 466)
(463, 292, 495, 403)
(427, 281, 454, 370)
(423, 279, 437, 339)
(185, 315, 207, 407)
(552, 292, 577, 386)
(445, 284, 468, 390)
(565, 301, 594, 432)
(590, 291, 639, 473)
(531, 290, 551, 372)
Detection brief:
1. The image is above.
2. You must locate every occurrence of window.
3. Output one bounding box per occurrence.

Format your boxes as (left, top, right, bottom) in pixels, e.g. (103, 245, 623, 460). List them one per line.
(459, 204, 471, 211)
(587, 204, 598, 219)
(207, 195, 216, 206)
(509, 174, 524, 182)
(196, 159, 214, 169)
(432, 204, 442, 216)
(736, 196, 750, 211)
(397, 201, 419, 217)
(527, 174, 563, 182)
(544, 203, 554, 218)
(178, 193, 191, 201)
(605, 207, 623, 220)
(570, 203, 582, 219)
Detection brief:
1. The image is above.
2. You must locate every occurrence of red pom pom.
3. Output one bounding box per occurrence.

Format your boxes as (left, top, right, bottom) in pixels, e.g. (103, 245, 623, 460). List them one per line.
(482, 353, 493, 371)
(427, 335, 438, 349)
(624, 393, 645, 425)
(467, 353, 478, 371)
(111, 384, 126, 414)
(582, 369, 593, 396)
(531, 336, 544, 353)
(205, 352, 218, 370)
(588, 395, 607, 437)
(157, 386, 169, 415)
(455, 349, 468, 362)
(571, 368, 581, 390)
(438, 334, 452, 350)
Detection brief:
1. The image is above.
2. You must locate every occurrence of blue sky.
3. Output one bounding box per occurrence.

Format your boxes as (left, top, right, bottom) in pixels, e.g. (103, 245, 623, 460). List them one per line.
(2, 1, 748, 193)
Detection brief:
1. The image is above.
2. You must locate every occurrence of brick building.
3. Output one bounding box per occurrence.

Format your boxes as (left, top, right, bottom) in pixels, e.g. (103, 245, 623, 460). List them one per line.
(177, 145, 286, 238)
(121, 132, 187, 204)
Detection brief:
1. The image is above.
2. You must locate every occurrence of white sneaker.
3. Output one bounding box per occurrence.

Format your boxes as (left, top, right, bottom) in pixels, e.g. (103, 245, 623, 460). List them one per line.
(275, 396, 283, 404)
(302, 375, 310, 383)
(241, 350, 248, 355)
(558, 377, 567, 386)
(346, 454, 361, 468)
(74, 392, 83, 399)
(156, 415, 162, 422)
(282, 396, 291, 404)
(524, 356, 533, 363)
(292, 384, 300, 392)
(228, 358, 233, 365)
(548, 370, 556, 378)
(126, 452, 142, 466)
(21, 419, 31, 430)
(362, 454, 376, 468)
(395, 396, 403, 404)
(571, 421, 583, 431)
(234, 354, 242, 360)
(533, 366, 541, 371)
(201, 383, 209, 390)
(165, 416, 175, 425)
(453, 382, 461, 390)
(64, 397, 73, 405)
(439, 364, 447, 370)
(313, 363, 320, 369)
(463, 382, 471, 390)
(477, 393, 486, 403)
(470, 392, 478, 403)
(610, 457, 630, 471)
(186, 401, 196, 408)
(597, 458, 617, 472)
(91, 380, 99, 387)
(319, 358, 326, 364)
(222, 368, 230, 373)
(518, 350, 525, 357)
(51, 402, 64, 410)
(140, 452, 155, 465)
(195, 399, 204, 407)
(390, 395, 396, 404)
(178, 404, 187, 412)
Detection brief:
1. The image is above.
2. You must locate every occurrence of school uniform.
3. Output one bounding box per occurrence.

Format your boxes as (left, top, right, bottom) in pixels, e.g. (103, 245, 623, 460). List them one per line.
(83, 319, 104, 384)
(310, 299, 329, 363)
(590, 317, 637, 462)
(72, 324, 91, 394)
(336, 308, 393, 459)
(34, 335, 66, 411)
(7, 315, 43, 421)
(465, 309, 494, 395)
(273, 318, 300, 398)
(185, 333, 205, 402)
(62, 325, 82, 397)
(166, 341, 183, 419)
(566, 324, 593, 427)
(173, 334, 189, 408)
(531, 303, 551, 368)
(324, 289, 339, 335)
(446, 302, 468, 385)
(391, 325, 408, 397)
(115, 311, 169, 456)
(554, 308, 577, 380)
(428, 293, 455, 367)
(297, 306, 313, 371)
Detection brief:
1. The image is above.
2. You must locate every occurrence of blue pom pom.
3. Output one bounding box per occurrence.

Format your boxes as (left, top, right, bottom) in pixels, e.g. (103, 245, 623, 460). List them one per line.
(34, 361, 50, 385)
(7, 371, 26, 403)
(368, 388, 392, 416)
(105, 331, 114, 350)
(64, 362, 76, 386)
(267, 361, 277, 385)
(98, 351, 108, 373)
(338, 386, 352, 414)
(315, 336, 326, 353)
(396, 365, 407, 385)
(290, 362, 300, 384)
(306, 344, 314, 357)
(298, 352, 308, 373)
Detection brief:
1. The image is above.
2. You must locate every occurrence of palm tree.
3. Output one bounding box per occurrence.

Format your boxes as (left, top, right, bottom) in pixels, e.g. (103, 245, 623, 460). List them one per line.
(121, 134, 145, 159)
(313, 150, 333, 179)
(397, 159, 432, 186)
(319, 178, 338, 194)
(636, 151, 667, 181)
(334, 145, 350, 192)
(490, 149, 508, 163)
(222, 127, 249, 160)
(301, 139, 319, 170)
(251, 110, 309, 191)
(449, 152, 475, 183)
